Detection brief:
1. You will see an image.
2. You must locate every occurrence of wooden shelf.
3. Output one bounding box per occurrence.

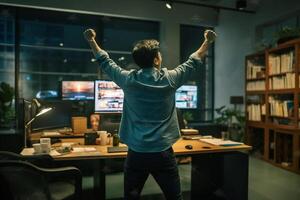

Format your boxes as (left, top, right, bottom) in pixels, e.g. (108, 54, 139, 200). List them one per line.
(268, 89, 296, 94)
(246, 77, 266, 81)
(268, 72, 295, 77)
(246, 121, 266, 128)
(266, 123, 298, 130)
(269, 115, 295, 120)
(246, 90, 266, 94)
(268, 38, 299, 53)
(245, 39, 300, 174)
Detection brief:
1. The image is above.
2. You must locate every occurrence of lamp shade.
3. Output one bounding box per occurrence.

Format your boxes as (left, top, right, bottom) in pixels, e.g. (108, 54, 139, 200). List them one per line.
(230, 96, 244, 105)
(36, 107, 52, 117)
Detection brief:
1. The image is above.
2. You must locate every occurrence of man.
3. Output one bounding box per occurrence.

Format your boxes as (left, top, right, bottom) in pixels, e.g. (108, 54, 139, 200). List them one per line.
(84, 28, 216, 200)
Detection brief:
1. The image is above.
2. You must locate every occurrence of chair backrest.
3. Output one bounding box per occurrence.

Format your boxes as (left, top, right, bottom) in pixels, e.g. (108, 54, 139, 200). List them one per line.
(0, 160, 52, 200)
(0, 151, 54, 167)
(0, 151, 82, 200)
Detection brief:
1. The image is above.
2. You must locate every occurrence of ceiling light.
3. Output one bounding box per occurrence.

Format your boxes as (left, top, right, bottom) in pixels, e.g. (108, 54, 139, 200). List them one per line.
(236, 0, 247, 10)
(166, 1, 172, 9)
(118, 56, 125, 61)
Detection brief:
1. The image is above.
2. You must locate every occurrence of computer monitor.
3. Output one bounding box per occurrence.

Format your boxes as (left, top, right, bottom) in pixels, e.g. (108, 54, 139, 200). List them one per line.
(175, 85, 198, 109)
(94, 80, 124, 113)
(61, 81, 94, 100)
(31, 100, 72, 131)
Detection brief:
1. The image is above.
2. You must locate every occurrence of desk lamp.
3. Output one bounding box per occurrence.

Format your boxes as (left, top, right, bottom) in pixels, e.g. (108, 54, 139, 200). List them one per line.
(230, 96, 244, 110)
(24, 99, 52, 147)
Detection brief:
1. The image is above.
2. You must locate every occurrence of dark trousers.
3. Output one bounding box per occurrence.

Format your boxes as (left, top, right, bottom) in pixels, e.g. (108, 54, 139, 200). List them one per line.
(124, 147, 182, 200)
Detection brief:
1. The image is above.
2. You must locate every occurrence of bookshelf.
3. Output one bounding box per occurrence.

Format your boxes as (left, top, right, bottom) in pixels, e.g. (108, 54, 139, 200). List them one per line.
(245, 38, 300, 174)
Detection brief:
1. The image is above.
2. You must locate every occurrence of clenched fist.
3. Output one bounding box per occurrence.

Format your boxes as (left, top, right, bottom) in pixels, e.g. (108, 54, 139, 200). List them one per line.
(84, 29, 96, 42)
(204, 30, 217, 43)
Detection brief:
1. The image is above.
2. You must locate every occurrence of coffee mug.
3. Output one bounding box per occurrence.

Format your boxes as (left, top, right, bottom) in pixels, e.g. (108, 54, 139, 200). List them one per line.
(40, 138, 51, 153)
(33, 143, 42, 154)
(97, 131, 111, 146)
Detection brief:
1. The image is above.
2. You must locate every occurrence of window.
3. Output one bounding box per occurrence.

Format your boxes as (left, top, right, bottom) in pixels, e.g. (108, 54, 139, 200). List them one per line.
(180, 25, 214, 122)
(19, 9, 101, 100)
(17, 8, 159, 100)
(0, 5, 159, 134)
(0, 6, 15, 132)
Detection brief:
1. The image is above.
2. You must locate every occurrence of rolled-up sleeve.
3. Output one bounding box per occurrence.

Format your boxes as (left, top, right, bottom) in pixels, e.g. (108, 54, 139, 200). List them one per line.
(95, 50, 129, 88)
(168, 53, 203, 88)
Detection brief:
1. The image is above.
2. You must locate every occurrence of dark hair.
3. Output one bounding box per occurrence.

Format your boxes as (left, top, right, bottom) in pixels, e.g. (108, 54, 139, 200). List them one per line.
(132, 39, 160, 68)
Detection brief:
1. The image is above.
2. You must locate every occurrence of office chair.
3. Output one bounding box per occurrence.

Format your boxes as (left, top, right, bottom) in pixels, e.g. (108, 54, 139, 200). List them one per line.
(0, 151, 82, 200)
(0, 150, 54, 168)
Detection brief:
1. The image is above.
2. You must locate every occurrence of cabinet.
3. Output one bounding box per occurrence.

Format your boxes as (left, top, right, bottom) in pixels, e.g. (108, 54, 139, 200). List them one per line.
(245, 38, 300, 174)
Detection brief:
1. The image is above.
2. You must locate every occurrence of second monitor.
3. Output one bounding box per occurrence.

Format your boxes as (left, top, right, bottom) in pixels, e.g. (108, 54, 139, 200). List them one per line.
(94, 80, 124, 113)
(175, 85, 198, 109)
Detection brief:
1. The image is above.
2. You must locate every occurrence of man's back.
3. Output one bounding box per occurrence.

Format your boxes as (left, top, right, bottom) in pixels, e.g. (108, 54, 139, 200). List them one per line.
(94, 48, 202, 152)
(120, 67, 180, 152)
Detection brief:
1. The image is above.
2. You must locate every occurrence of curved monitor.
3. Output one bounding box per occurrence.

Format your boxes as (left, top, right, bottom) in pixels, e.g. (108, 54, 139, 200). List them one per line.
(94, 80, 124, 113)
(175, 85, 198, 109)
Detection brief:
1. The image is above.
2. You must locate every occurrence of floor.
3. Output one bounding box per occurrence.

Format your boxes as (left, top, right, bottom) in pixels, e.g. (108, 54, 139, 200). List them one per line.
(82, 156, 300, 200)
(248, 157, 300, 200)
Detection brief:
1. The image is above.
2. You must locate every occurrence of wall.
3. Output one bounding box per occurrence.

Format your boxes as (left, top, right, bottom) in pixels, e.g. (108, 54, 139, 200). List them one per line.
(214, 10, 254, 109)
(214, 0, 300, 109)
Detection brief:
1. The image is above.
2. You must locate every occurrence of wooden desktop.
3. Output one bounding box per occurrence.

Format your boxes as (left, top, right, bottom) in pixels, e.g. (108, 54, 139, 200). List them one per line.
(22, 135, 251, 200)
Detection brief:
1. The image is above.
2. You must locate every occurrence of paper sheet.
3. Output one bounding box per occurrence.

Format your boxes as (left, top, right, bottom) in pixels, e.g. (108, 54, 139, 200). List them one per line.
(72, 147, 97, 152)
(20, 148, 61, 156)
(200, 138, 243, 146)
(42, 131, 61, 136)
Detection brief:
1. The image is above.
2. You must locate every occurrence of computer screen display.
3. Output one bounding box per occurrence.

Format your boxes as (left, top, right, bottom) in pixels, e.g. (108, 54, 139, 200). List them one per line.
(31, 100, 72, 131)
(94, 80, 124, 113)
(62, 81, 94, 100)
(175, 85, 198, 109)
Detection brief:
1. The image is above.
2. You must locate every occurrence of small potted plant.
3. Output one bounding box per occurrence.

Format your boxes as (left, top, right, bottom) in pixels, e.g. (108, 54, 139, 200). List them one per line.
(182, 111, 193, 128)
(275, 26, 300, 45)
(215, 106, 245, 142)
(0, 82, 15, 128)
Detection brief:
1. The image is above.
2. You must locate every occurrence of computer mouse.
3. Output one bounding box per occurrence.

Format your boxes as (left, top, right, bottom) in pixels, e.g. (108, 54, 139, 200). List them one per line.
(185, 144, 193, 150)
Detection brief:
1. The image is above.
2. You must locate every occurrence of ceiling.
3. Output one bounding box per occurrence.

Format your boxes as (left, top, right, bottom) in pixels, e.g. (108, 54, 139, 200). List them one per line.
(163, 0, 262, 12)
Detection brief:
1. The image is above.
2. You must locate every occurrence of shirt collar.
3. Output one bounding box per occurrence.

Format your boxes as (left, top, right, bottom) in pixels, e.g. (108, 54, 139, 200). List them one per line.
(141, 67, 159, 73)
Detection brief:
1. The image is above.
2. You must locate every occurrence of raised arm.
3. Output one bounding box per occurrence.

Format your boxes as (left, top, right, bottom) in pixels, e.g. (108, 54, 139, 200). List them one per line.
(83, 29, 102, 57)
(83, 29, 129, 88)
(194, 30, 217, 59)
(168, 30, 217, 88)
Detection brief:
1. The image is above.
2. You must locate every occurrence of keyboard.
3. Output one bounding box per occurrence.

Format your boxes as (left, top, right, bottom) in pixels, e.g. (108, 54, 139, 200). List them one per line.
(107, 146, 128, 153)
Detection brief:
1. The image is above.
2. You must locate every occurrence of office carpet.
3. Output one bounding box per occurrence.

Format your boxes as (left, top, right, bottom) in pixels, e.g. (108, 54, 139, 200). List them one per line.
(82, 156, 300, 200)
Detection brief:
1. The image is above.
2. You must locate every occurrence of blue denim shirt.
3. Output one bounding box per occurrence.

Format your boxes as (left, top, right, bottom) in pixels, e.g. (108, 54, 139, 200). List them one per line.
(95, 50, 202, 152)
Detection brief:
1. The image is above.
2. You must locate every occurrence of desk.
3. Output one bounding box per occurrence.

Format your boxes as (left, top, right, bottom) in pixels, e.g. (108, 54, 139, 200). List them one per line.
(22, 138, 251, 200)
